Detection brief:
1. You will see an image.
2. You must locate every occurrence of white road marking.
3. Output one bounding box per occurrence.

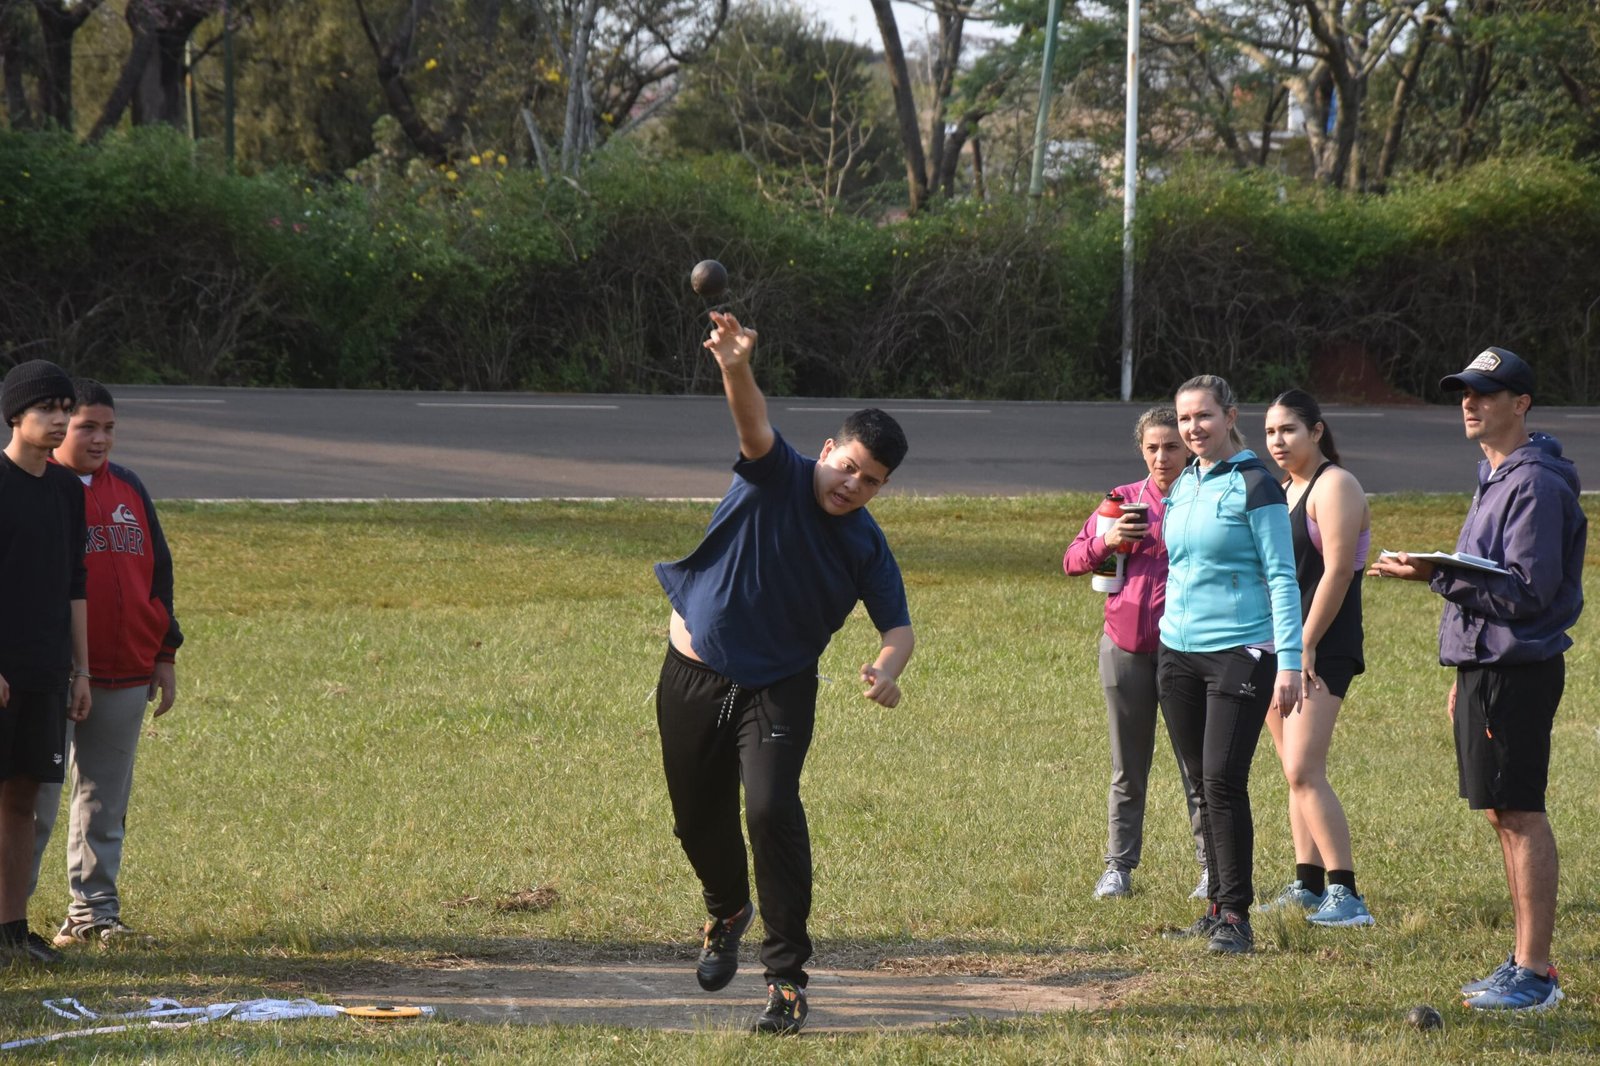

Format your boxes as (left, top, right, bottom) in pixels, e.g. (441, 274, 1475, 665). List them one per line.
(119, 398, 227, 404)
(416, 403, 620, 410)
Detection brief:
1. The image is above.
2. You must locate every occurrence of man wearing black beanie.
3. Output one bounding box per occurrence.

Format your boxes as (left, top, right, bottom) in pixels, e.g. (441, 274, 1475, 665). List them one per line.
(0, 359, 91, 964)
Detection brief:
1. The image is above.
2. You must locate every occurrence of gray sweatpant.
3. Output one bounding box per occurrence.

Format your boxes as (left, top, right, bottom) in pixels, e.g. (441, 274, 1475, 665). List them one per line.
(31, 685, 151, 924)
(1099, 634, 1207, 871)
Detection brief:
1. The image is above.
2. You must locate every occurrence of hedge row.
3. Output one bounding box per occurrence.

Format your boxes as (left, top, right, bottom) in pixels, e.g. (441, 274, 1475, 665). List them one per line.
(1, 129, 1596, 401)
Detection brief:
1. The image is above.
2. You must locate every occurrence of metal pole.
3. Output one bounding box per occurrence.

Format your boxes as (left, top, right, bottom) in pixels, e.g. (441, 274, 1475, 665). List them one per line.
(1119, 0, 1140, 401)
(1026, 0, 1063, 223)
(223, 0, 235, 168)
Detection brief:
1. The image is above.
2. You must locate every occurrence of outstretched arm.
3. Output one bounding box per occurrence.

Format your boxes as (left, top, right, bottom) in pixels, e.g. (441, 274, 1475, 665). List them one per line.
(704, 310, 774, 461)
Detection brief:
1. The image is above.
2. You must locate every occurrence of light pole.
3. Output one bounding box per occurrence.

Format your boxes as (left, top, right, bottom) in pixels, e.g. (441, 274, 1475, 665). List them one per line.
(1119, 0, 1140, 401)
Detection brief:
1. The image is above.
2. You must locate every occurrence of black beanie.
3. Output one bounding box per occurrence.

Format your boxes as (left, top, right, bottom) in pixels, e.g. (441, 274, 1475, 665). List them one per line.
(3, 360, 76, 427)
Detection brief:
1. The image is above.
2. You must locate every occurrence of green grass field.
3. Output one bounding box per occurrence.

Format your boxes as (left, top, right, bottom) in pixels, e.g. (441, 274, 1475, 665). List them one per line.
(4, 495, 1597, 1062)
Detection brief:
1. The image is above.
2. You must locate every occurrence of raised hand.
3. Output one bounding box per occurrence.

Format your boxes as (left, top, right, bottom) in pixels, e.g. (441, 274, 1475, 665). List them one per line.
(704, 310, 758, 373)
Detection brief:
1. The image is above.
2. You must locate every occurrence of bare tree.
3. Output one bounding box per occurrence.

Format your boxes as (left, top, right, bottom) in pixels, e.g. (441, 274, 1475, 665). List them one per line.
(89, 0, 221, 140)
(33, 0, 104, 128)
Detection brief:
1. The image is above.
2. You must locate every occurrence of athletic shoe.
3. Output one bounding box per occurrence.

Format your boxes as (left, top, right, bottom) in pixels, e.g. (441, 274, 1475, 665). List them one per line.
(54, 916, 149, 947)
(1305, 884, 1375, 928)
(1163, 907, 1222, 940)
(1190, 866, 1210, 900)
(1093, 866, 1132, 899)
(696, 902, 753, 992)
(1254, 879, 1325, 914)
(2, 928, 63, 965)
(1466, 965, 1564, 1012)
(753, 980, 808, 1034)
(1206, 911, 1254, 954)
(1461, 953, 1517, 998)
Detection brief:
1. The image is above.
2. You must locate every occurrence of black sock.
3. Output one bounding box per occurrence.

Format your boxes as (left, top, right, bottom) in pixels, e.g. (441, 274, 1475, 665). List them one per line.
(1296, 863, 1326, 896)
(1328, 869, 1357, 895)
(0, 919, 24, 943)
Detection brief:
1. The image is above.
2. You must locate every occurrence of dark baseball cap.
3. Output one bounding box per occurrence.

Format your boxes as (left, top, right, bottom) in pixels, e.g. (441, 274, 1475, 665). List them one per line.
(1439, 346, 1535, 398)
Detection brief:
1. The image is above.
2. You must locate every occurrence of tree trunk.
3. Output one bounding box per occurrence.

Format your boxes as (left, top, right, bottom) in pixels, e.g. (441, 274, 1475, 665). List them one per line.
(1375, 12, 1435, 188)
(924, 0, 964, 196)
(561, 0, 599, 174)
(868, 0, 927, 213)
(131, 18, 194, 128)
(1, 8, 31, 129)
(32, 0, 100, 129)
(87, 28, 155, 140)
(970, 133, 985, 200)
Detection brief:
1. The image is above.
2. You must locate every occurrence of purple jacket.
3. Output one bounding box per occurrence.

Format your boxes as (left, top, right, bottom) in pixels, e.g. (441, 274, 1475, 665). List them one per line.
(1064, 477, 1168, 654)
(1434, 433, 1586, 666)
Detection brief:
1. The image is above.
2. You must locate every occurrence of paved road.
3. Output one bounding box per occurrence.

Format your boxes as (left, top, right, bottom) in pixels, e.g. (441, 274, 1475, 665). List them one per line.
(105, 386, 1600, 499)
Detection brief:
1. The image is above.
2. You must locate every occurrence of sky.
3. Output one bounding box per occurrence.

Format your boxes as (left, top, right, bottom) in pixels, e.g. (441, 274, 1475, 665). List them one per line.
(795, 0, 946, 44)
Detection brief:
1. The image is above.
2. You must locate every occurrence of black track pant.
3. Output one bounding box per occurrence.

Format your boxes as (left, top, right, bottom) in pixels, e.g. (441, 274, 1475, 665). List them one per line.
(1157, 644, 1277, 915)
(656, 644, 818, 987)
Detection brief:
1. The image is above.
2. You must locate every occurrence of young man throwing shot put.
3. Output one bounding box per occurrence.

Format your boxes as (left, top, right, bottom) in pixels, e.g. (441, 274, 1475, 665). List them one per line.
(0, 360, 91, 964)
(654, 310, 914, 1034)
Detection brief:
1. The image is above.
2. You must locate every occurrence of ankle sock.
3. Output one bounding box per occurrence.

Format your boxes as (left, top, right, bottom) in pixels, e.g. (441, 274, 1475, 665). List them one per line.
(1328, 869, 1356, 895)
(1295, 863, 1326, 896)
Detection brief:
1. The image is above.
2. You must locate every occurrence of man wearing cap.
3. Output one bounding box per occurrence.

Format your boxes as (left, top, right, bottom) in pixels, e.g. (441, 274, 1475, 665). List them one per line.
(0, 359, 92, 964)
(1371, 346, 1585, 1012)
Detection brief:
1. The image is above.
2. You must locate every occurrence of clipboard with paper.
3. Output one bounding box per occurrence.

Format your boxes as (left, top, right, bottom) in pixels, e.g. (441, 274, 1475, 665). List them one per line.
(1378, 550, 1511, 575)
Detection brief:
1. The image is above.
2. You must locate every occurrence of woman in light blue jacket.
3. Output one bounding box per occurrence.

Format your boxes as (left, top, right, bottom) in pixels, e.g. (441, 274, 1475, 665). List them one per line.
(1157, 375, 1302, 955)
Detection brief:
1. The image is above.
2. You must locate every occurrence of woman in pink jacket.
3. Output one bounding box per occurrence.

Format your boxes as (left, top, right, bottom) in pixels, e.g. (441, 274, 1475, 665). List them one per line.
(1064, 407, 1207, 899)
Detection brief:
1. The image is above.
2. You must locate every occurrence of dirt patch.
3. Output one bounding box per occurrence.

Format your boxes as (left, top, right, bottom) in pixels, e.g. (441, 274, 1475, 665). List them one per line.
(1311, 340, 1422, 405)
(323, 950, 1122, 1032)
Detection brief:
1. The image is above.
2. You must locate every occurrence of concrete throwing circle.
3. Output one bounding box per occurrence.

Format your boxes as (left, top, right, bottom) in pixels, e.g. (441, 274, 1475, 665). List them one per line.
(330, 960, 1114, 1032)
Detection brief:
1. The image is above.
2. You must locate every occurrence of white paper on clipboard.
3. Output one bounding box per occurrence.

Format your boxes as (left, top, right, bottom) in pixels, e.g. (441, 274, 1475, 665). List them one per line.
(1378, 550, 1511, 575)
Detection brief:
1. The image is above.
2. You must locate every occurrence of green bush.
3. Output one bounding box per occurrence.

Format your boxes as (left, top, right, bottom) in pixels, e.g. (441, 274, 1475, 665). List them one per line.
(1, 130, 1596, 401)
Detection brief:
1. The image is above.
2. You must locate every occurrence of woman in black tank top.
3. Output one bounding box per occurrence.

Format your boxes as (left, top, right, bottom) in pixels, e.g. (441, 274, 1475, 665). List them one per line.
(1258, 390, 1375, 929)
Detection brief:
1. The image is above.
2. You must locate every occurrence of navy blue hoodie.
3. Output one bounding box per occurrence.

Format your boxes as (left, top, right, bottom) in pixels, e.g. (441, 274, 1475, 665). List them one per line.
(1433, 432, 1586, 666)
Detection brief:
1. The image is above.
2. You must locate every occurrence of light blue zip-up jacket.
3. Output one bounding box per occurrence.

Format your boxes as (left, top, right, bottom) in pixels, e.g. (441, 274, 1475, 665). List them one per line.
(1159, 450, 1303, 670)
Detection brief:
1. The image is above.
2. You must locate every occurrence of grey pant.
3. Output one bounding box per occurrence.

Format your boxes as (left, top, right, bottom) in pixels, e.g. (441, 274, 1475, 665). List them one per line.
(1100, 634, 1207, 871)
(31, 685, 150, 923)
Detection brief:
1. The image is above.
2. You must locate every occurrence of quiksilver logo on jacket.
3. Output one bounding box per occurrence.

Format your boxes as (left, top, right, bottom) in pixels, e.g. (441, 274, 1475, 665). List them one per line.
(86, 516, 146, 555)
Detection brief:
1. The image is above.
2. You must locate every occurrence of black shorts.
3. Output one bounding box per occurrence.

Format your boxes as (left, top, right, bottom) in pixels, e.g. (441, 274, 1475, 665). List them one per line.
(0, 686, 69, 784)
(1454, 658, 1563, 812)
(1313, 656, 1362, 700)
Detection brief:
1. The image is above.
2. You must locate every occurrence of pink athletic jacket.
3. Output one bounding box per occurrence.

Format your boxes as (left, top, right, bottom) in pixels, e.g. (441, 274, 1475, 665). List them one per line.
(1062, 476, 1168, 655)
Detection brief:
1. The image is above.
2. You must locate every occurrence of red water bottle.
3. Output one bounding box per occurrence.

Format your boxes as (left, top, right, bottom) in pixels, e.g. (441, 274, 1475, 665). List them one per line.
(1091, 492, 1126, 594)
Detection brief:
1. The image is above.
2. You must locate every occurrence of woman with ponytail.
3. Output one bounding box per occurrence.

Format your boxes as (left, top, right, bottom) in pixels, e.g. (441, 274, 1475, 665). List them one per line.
(1258, 389, 1374, 927)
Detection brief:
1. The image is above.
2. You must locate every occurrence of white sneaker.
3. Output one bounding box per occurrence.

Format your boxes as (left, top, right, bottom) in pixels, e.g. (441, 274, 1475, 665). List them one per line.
(1190, 866, 1210, 899)
(1093, 867, 1132, 899)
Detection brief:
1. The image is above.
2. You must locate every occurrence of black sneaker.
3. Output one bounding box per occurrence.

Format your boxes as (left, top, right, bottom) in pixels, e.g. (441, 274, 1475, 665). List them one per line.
(1164, 906, 1222, 940)
(1207, 911, 1254, 954)
(695, 902, 753, 991)
(2, 928, 63, 965)
(753, 980, 808, 1034)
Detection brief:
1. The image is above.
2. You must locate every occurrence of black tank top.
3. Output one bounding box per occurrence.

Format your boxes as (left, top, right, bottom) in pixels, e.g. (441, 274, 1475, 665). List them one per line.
(1288, 462, 1364, 669)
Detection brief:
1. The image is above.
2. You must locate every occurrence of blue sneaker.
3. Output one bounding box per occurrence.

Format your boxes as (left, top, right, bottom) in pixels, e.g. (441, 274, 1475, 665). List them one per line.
(1466, 964, 1563, 1012)
(1254, 879, 1324, 914)
(1462, 953, 1517, 998)
(1305, 884, 1375, 927)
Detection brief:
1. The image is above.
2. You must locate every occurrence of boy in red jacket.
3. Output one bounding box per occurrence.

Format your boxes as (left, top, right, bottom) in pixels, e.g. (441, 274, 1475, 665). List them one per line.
(32, 379, 182, 945)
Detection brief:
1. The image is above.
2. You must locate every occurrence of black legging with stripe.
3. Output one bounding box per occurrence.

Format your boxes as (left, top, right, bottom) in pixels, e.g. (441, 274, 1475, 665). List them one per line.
(655, 644, 818, 987)
(1157, 644, 1278, 915)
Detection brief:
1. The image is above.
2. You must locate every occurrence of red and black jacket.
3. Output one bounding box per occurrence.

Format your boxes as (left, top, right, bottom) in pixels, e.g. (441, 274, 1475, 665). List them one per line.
(62, 460, 183, 688)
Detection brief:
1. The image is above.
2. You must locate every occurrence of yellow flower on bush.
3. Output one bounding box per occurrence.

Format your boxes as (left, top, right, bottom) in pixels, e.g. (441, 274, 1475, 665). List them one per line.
(470, 155, 482, 166)
(497, 154, 508, 166)
(424, 58, 439, 72)
(446, 170, 459, 182)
